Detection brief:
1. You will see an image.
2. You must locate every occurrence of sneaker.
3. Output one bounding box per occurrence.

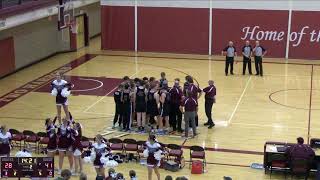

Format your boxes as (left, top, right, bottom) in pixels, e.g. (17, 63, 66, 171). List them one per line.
(204, 122, 210, 126)
(112, 125, 116, 129)
(208, 123, 215, 129)
(57, 169, 61, 175)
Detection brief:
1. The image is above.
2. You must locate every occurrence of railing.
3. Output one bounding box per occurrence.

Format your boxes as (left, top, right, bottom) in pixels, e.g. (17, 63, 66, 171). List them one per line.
(0, 0, 57, 18)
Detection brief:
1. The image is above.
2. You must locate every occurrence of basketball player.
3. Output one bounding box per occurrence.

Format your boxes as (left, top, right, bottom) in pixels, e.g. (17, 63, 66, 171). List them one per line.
(159, 72, 167, 88)
(113, 84, 123, 129)
(122, 83, 132, 132)
(57, 118, 74, 175)
(134, 80, 148, 132)
(159, 82, 171, 134)
(146, 81, 160, 132)
(51, 72, 73, 124)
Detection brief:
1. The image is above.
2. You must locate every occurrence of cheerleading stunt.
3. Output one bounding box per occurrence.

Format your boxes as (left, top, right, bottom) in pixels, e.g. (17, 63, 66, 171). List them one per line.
(51, 72, 73, 124)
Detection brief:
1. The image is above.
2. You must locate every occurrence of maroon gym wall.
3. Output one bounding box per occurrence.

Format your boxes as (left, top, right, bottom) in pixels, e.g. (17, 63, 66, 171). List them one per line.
(101, 6, 134, 50)
(212, 9, 288, 58)
(0, 37, 15, 77)
(289, 11, 320, 60)
(138, 7, 209, 54)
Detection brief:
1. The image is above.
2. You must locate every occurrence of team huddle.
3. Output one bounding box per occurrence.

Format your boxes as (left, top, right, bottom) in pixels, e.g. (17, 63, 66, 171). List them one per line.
(112, 72, 217, 138)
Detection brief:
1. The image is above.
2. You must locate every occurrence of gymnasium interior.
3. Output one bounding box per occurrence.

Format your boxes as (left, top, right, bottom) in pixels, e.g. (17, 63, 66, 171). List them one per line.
(1, 0, 320, 179)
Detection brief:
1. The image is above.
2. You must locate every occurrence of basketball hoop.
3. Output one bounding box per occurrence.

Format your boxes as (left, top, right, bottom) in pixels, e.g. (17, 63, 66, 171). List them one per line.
(69, 20, 77, 34)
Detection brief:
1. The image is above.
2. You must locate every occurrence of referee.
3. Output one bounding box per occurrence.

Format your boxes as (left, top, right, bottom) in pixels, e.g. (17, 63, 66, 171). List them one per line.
(222, 41, 237, 76)
(253, 41, 267, 76)
(242, 41, 253, 75)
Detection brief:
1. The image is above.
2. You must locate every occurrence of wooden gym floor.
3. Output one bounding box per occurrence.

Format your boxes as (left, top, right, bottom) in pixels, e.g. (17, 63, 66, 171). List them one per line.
(1, 37, 320, 179)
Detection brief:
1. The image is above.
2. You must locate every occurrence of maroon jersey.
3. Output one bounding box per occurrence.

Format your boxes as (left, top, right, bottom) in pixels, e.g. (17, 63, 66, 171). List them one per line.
(186, 84, 201, 101)
(203, 85, 216, 99)
(181, 97, 198, 112)
(169, 86, 182, 104)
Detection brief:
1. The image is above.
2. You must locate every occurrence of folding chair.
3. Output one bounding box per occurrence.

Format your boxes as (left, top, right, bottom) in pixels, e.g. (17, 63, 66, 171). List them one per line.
(189, 146, 206, 172)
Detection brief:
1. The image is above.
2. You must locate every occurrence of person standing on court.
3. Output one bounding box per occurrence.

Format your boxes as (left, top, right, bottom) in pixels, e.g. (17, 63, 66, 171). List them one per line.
(222, 41, 237, 76)
(169, 78, 183, 133)
(180, 90, 198, 138)
(203, 80, 216, 129)
(253, 41, 267, 76)
(242, 41, 253, 75)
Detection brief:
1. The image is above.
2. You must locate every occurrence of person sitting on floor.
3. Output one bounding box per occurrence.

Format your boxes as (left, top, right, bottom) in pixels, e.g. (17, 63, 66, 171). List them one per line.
(285, 137, 315, 162)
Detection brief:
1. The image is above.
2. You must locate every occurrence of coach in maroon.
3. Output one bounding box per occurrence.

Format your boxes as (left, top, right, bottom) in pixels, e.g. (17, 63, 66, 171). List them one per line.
(180, 90, 198, 138)
(203, 80, 216, 129)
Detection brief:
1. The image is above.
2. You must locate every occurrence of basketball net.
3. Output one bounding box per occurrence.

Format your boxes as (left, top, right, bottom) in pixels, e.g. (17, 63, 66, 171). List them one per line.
(69, 20, 77, 34)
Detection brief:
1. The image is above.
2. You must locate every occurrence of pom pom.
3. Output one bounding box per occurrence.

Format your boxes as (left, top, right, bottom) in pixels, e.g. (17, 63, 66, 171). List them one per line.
(61, 88, 70, 97)
(143, 149, 149, 158)
(101, 157, 118, 168)
(154, 150, 163, 161)
(83, 156, 93, 163)
(15, 150, 32, 157)
(51, 88, 57, 96)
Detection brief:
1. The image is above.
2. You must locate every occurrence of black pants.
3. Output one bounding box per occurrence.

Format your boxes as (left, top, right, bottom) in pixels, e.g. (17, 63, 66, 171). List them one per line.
(254, 56, 263, 76)
(225, 57, 234, 75)
(205, 99, 214, 125)
(243, 56, 252, 75)
(113, 103, 122, 126)
(122, 105, 131, 130)
(169, 102, 182, 131)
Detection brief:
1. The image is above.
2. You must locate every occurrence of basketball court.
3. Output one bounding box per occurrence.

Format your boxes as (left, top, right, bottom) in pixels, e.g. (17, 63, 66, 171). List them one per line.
(2, 0, 320, 179)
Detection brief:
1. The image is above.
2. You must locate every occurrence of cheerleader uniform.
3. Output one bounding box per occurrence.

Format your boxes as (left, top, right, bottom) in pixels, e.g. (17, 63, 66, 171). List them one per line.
(122, 90, 131, 131)
(135, 86, 147, 113)
(146, 141, 162, 168)
(51, 79, 69, 106)
(92, 142, 109, 168)
(146, 89, 159, 124)
(46, 124, 57, 152)
(72, 129, 82, 156)
(160, 90, 171, 117)
(57, 124, 72, 151)
(0, 131, 12, 157)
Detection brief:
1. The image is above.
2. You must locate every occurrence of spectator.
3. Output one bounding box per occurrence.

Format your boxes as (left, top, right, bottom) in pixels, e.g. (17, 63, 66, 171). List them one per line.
(79, 173, 87, 180)
(285, 137, 315, 162)
(54, 169, 71, 180)
(165, 175, 173, 180)
(176, 177, 188, 180)
(116, 173, 124, 180)
(106, 168, 116, 180)
(129, 170, 137, 180)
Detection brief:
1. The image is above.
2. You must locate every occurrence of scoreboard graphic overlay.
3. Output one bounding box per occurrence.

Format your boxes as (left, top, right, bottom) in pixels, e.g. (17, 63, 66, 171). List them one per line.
(1, 157, 54, 178)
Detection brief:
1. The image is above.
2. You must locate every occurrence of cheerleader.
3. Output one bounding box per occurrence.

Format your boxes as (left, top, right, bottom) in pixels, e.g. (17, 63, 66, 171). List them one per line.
(51, 72, 72, 124)
(72, 122, 83, 175)
(57, 118, 74, 175)
(0, 125, 12, 157)
(159, 84, 171, 135)
(92, 134, 110, 177)
(145, 135, 162, 180)
(134, 80, 148, 132)
(45, 118, 57, 157)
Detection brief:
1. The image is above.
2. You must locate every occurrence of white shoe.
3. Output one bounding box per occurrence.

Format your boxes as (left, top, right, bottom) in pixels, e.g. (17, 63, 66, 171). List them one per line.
(57, 169, 61, 175)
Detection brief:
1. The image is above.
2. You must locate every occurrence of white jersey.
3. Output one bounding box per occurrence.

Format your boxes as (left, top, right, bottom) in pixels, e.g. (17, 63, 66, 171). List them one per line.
(92, 143, 108, 155)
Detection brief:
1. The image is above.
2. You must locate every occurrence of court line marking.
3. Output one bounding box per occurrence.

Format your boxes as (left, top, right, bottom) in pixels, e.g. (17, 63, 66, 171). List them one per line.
(83, 69, 142, 113)
(72, 78, 104, 92)
(227, 76, 252, 124)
